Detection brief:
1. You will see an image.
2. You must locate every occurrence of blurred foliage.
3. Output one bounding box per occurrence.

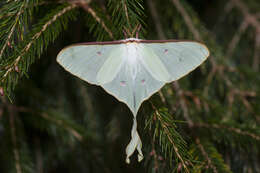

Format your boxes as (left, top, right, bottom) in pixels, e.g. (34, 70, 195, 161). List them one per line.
(0, 0, 260, 172)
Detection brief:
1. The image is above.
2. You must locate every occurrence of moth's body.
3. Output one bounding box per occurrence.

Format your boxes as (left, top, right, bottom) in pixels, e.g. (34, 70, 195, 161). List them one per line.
(118, 42, 153, 111)
(125, 42, 139, 80)
(57, 38, 210, 163)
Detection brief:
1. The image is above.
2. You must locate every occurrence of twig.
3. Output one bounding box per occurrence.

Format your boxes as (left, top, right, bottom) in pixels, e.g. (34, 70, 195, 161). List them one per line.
(150, 136, 159, 171)
(226, 19, 249, 58)
(230, 0, 260, 33)
(83, 6, 114, 39)
(227, 87, 256, 116)
(252, 31, 260, 71)
(212, 1, 234, 31)
(183, 91, 202, 110)
(226, 0, 260, 70)
(147, 0, 165, 40)
(73, 0, 114, 39)
(195, 138, 218, 173)
(5, 100, 22, 173)
(171, 0, 201, 41)
(173, 83, 194, 127)
(1, 4, 77, 81)
(123, 0, 131, 31)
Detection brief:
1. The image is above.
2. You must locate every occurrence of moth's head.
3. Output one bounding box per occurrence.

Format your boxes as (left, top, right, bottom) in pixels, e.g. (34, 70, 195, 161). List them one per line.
(123, 38, 142, 43)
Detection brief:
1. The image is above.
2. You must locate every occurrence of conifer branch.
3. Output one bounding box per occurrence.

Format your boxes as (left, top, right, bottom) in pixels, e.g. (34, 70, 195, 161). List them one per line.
(0, 1, 26, 59)
(1, 4, 77, 82)
(74, 0, 114, 39)
(84, 6, 114, 39)
(107, 0, 144, 39)
(156, 114, 189, 172)
(147, 3, 219, 172)
(147, 4, 193, 171)
(0, 1, 66, 20)
(150, 104, 190, 173)
(147, 3, 231, 172)
(194, 123, 260, 141)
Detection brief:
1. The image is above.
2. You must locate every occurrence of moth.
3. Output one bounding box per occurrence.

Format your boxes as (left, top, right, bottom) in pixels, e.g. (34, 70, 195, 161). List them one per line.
(57, 38, 210, 163)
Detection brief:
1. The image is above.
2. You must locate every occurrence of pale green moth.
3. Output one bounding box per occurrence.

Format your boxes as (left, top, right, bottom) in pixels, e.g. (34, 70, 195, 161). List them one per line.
(56, 38, 210, 163)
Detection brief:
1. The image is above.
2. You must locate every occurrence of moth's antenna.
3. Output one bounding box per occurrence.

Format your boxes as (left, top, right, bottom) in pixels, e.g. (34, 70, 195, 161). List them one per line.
(136, 24, 141, 39)
(131, 25, 138, 37)
(123, 29, 128, 39)
(123, 26, 131, 38)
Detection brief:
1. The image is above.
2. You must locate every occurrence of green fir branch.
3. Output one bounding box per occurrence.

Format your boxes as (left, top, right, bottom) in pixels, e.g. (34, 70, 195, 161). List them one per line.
(191, 140, 232, 173)
(0, 1, 26, 59)
(107, 0, 145, 38)
(0, 3, 78, 95)
(83, 4, 114, 40)
(194, 122, 260, 148)
(146, 106, 191, 173)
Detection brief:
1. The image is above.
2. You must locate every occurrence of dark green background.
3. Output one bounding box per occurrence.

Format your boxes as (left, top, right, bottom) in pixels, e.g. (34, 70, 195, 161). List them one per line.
(0, 0, 259, 172)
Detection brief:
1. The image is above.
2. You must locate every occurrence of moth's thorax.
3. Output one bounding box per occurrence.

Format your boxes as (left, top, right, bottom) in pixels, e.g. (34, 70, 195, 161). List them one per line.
(126, 43, 138, 65)
(125, 43, 140, 80)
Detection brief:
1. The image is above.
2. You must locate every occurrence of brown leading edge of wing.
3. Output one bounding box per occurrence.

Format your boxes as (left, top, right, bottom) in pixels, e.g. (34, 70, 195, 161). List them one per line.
(58, 38, 210, 58)
(61, 38, 197, 46)
(139, 39, 210, 58)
